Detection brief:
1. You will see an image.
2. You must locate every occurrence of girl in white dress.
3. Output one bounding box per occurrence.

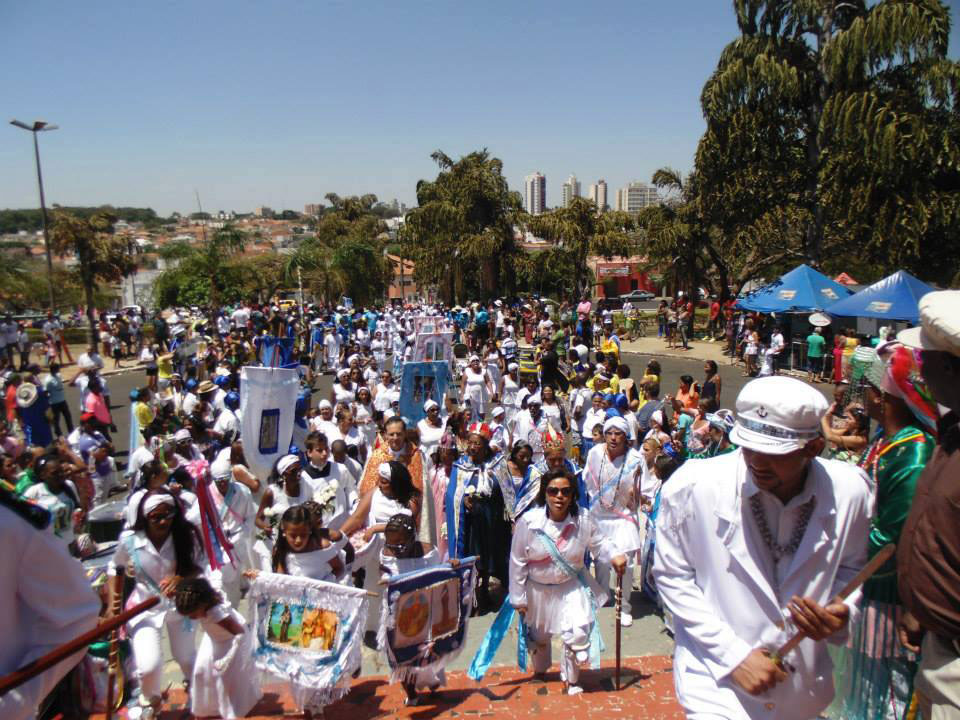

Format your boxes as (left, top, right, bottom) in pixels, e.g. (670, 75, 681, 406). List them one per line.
(459, 355, 494, 419)
(484, 341, 503, 392)
(253, 455, 317, 571)
(510, 468, 627, 695)
(371, 331, 386, 369)
(498, 363, 521, 427)
(377, 513, 447, 707)
(175, 577, 262, 719)
(352, 386, 377, 454)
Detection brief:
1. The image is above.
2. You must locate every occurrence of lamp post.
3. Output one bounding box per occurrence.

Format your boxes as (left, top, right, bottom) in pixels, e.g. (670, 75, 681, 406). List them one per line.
(10, 119, 58, 311)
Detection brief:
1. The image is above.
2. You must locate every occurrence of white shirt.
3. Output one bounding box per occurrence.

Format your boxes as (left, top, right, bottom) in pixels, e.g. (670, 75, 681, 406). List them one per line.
(213, 408, 240, 439)
(581, 406, 606, 437)
(0, 505, 100, 720)
(230, 307, 250, 329)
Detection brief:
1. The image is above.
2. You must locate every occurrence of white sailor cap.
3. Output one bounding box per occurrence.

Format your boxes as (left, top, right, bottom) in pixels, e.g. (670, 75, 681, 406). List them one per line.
(898, 290, 960, 357)
(730, 376, 827, 455)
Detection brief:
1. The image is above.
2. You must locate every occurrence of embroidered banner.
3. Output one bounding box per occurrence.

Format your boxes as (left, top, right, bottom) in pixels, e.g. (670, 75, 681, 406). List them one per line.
(240, 366, 300, 480)
(383, 558, 477, 681)
(249, 572, 370, 712)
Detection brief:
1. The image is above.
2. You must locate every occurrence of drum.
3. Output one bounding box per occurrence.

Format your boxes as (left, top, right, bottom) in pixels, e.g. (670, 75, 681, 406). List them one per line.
(87, 499, 127, 543)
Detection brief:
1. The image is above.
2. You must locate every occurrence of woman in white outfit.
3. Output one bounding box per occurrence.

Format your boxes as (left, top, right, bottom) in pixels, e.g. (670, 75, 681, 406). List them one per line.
(107, 488, 203, 719)
(510, 468, 626, 695)
(417, 399, 447, 463)
(484, 341, 503, 392)
(460, 355, 494, 419)
(498, 362, 521, 427)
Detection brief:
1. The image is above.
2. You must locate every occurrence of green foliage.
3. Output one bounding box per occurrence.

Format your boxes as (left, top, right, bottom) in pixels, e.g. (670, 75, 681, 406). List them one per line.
(525, 196, 636, 297)
(49, 210, 135, 343)
(403, 149, 523, 304)
(153, 225, 246, 310)
(285, 194, 392, 306)
(656, 0, 960, 293)
(0, 206, 168, 233)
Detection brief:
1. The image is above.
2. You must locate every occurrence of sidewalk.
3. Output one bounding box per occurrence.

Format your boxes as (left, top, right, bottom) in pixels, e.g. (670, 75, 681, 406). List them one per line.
(617, 334, 730, 364)
(95, 656, 682, 719)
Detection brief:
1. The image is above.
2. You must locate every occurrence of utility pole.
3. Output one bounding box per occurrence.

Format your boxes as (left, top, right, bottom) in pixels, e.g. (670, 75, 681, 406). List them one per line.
(10, 119, 58, 310)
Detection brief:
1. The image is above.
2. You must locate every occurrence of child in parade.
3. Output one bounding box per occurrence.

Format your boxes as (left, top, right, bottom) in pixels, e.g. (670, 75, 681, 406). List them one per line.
(378, 513, 448, 706)
(175, 577, 262, 719)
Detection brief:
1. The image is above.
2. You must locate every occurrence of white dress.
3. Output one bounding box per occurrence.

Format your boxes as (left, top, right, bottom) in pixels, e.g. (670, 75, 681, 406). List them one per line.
(583, 444, 647, 554)
(253, 481, 317, 571)
(509, 508, 610, 634)
(417, 418, 446, 461)
(371, 339, 386, 369)
(333, 382, 356, 406)
(351, 489, 412, 566)
(191, 602, 263, 719)
(463, 367, 490, 415)
(286, 543, 344, 582)
(485, 352, 501, 390)
(353, 401, 377, 451)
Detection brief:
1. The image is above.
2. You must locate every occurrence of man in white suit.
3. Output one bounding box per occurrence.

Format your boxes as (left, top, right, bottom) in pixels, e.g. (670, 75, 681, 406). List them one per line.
(654, 376, 873, 719)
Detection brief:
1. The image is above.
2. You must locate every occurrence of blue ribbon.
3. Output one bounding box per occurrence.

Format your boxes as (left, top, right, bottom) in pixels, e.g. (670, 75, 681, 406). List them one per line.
(531, 528, 605, 668)
(467, 597, 520, 681)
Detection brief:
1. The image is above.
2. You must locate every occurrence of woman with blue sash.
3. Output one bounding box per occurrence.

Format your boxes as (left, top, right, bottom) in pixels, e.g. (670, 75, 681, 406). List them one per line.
(509, 467, 626, 695)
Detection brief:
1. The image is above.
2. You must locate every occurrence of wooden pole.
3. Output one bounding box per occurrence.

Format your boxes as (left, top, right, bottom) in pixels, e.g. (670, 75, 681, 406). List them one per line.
(103, 575, 125, 720)
(615, 572, 623, 691)
(0, 596, 160, 697)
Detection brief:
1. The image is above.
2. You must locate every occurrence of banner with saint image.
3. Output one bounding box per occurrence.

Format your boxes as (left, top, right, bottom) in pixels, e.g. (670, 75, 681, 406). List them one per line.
(249, 572, 371, 712)
(383, 557, 477, 681)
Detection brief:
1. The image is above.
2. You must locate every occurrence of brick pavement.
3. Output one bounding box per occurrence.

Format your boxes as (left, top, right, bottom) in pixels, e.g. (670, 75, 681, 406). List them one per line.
(96, 655, 683, 719)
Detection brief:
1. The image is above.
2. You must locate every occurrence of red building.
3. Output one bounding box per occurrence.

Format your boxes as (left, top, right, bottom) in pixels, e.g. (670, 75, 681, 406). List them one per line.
(589, 256, 656, 298)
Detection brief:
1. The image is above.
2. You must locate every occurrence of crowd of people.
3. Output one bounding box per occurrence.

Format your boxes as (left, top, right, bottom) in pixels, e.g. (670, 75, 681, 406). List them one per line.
(1, 289, 958, 720)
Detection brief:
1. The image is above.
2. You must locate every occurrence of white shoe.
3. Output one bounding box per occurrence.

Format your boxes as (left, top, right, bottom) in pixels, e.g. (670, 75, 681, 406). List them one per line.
(567, 684, 584, 696)
(620, 612, 633, 627)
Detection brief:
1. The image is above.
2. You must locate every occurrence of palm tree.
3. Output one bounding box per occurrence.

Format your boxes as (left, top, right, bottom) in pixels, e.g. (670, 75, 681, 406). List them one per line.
(157, 225, 245, 313)
(49, 210, 134, 345)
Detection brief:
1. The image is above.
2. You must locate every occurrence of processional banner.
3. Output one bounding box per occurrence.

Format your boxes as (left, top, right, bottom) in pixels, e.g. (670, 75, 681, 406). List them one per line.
(249, 572, 370, 711)
(382, 557, 477, 681)
(240, 366, 300, 480)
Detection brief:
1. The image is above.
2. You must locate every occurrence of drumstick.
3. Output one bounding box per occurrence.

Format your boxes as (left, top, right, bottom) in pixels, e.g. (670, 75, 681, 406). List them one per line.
(0, 596, 160, 696)
(773, 543, 895, 663)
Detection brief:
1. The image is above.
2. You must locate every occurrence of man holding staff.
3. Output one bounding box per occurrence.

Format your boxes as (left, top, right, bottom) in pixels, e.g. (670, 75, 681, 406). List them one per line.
(654, 376, 873, 719)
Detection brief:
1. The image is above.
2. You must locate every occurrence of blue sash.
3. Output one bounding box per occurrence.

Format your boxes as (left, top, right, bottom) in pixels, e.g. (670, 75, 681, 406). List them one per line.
(467, 596, 527, 681)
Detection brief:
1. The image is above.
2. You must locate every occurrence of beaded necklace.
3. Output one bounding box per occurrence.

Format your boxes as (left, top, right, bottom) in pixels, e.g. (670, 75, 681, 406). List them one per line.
(596, 449, 629, 510)
(748, 492, 816, 592)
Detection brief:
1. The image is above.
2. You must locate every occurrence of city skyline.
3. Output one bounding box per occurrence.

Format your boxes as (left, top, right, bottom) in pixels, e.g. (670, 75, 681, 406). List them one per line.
(3, 2, 959, 217)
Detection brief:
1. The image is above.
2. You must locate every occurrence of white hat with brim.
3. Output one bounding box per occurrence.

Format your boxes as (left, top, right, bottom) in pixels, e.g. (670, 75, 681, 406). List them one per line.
(898, 290, 960, 357)
(15, 382, 38, 409)
(729, 376, 827, 455)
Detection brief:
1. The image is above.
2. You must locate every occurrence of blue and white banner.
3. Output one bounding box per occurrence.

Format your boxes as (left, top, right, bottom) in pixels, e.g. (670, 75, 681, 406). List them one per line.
(383, 558, 476, 682)
(249, 572, 370, 712)
(240, 366, 300, 481)
(397, 361, 451, 424)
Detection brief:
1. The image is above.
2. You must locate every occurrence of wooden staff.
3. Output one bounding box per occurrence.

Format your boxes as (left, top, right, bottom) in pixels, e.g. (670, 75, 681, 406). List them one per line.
(103, 576, 126, 720)
(0, 596, 159, 697)
(615, 571, 623, 691)
(773, 543, 896, 665)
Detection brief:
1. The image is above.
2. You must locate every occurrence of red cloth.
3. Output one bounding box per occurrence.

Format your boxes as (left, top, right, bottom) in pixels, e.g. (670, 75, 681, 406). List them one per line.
(5, 385, 18, 424)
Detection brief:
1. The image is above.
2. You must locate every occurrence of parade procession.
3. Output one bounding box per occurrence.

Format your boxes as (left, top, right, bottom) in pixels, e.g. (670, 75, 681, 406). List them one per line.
(0, 287, 957, 720)
(5, 2, 960, 719)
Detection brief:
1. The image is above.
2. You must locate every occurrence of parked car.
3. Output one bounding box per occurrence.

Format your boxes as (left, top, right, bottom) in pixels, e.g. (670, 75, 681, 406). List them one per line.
(619, 290, 655, 302)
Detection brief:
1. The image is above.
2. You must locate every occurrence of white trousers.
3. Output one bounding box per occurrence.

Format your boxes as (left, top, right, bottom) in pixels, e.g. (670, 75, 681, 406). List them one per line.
(131, 613, 197, 701)
(528, 625, 590, 686)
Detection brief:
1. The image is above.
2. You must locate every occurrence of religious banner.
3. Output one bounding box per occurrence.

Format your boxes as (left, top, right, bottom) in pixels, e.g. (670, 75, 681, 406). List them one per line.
(383, 558, 477, 682)
(249, 572, 371, 712)
(398, 361, 451, 424)
(413, 331, 454, 363)
(240, 366, 300, 480)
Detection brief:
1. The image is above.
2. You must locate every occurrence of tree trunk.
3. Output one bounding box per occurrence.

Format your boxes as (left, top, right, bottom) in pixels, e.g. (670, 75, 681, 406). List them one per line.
(83, 273, 99, 349)
(803, 6, 833, 267)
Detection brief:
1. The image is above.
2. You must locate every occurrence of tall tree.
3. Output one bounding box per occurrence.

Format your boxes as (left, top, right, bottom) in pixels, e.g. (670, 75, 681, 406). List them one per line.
(699, 0, 959, 279)
(525, 196, 636, 298)
(285, 194, 392, 305)
(154, 225, 246, 311)
(49, 211, 135, 345)
(403, 150, 524, 304)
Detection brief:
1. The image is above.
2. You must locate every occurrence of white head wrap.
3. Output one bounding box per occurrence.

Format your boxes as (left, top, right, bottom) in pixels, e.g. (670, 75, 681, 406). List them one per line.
(277, 454, 300, 475)
(424, 399, 439, 411)
(319, 399, 333, 410)
(174, 429, 192, 443)
(508, 362, 519, 372)
(603, 416, 630, 436)
(469, 354, 481, 363)
(378, 462, 393, 480)
(527, 392, 542, 405)
(143, 494, 176, 515)
(337, 368, 350, 379)
(650, 410, 664, 428)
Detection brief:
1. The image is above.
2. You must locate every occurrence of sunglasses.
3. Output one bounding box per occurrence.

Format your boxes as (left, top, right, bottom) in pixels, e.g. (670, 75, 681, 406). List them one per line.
(546, 486, 573, 497)
(147, 512, 175, 523)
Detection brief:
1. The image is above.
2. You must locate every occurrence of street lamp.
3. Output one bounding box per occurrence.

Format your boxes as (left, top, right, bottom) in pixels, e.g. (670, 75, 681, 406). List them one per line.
(10, 119, 58, 311)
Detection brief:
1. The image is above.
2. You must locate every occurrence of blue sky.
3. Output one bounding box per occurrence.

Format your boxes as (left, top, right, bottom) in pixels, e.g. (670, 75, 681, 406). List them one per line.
(3, 1, 959, 216)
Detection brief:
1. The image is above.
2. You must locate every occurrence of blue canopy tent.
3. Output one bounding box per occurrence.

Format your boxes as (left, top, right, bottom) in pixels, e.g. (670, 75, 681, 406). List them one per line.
(825, 270, 935, 323)
(736, 264, 853, 313)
